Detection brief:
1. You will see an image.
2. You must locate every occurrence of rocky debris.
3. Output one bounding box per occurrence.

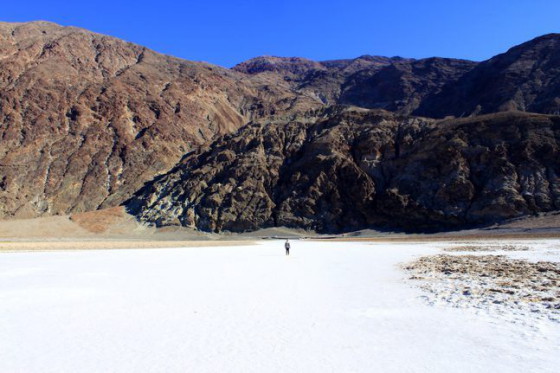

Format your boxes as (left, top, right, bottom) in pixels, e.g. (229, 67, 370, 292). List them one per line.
(405, 254, 560, 322)
(0, 21, 322, 218)
(444, 244, 530, 252)
(126, 107, 560, 233)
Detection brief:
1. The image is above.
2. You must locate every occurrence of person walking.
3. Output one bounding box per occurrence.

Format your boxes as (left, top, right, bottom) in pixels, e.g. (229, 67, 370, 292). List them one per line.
(285, 239, 290, 256)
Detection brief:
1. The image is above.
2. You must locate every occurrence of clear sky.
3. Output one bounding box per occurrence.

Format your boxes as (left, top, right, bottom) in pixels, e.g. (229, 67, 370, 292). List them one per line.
(3, 0, 560, 67)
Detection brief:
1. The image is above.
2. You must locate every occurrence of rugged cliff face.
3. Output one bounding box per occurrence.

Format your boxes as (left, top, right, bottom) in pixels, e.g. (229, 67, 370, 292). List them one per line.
(126, 108, 560, 233)
(0, 21, 322, 218)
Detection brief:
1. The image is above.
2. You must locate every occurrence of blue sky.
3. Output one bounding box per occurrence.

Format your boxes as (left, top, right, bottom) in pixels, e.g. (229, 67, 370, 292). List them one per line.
(3, 0, 559, 67)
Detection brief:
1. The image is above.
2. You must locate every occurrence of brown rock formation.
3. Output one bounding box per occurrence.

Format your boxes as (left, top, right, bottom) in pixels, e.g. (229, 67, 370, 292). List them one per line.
(0, 21, 322, 218)
(339, 57, 476, 113)
(235, 34, 560, 119)
(416, 34, 560, 117)
(127, 108, 560, 233)
(233, 55, 476, 114)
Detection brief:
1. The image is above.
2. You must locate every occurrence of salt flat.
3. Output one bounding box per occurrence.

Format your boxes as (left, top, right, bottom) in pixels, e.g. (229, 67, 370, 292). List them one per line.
(0, 240, 558, 372)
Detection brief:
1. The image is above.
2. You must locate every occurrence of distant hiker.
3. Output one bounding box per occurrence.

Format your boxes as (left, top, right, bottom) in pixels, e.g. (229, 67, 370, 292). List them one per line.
(285, 239, 290, 256)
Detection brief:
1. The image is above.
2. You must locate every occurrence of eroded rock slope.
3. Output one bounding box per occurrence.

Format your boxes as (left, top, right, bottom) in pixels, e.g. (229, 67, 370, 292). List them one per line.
(3, 22, 560, 231)
(0, 21, 322, 218)
(127, 108, 560, 232)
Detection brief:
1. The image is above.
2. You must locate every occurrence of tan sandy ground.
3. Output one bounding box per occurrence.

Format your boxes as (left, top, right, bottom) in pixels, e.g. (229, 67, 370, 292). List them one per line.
(327, 232, 560, 242)
(0, 207, 255, 252)
(0, 240, 254, 253)
(1, 206, 560, 251)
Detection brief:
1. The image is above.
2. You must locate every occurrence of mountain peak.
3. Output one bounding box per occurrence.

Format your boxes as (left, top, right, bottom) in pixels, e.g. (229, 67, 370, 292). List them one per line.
(232, 56, 326, 75)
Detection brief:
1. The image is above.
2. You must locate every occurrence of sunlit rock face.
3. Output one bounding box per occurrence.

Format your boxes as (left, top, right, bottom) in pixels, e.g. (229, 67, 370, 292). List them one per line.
(0, 22, 322, 218)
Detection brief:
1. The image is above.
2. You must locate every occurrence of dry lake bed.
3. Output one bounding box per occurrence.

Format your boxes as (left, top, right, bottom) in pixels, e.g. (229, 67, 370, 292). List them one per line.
(1, 239, 559, 372)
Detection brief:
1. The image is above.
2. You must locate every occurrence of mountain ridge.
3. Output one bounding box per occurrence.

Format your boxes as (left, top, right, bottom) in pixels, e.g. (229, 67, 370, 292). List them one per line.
(2, 21, 560, 233)
(415, 32, 560, 117)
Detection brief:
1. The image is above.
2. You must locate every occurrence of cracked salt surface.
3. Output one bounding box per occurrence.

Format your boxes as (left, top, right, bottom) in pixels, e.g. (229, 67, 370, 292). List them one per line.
(1, 241, 559, 372)
(406, 240, 560, 325)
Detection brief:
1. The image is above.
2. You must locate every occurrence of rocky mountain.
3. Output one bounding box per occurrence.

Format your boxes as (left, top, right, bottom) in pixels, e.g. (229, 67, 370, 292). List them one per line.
(2, 21, 560, 233)
(235, 34, 560, 119)
(416, 33, 560, 117)
(233, 55, 476, 114)
(0, 21, 322, 218)
(126, 108, 560, 233)
(338, 57, 476, 114)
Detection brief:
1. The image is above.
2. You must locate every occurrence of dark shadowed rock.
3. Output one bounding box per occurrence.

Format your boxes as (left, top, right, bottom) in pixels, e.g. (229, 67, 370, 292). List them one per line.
(235, 35, 560, 119)
(234, 55, 476, 114)
(233, 55, 416, 108)
(416, 34, 560, 117)
(126, 108, 560, 233)
(338, 57, 476, 113)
